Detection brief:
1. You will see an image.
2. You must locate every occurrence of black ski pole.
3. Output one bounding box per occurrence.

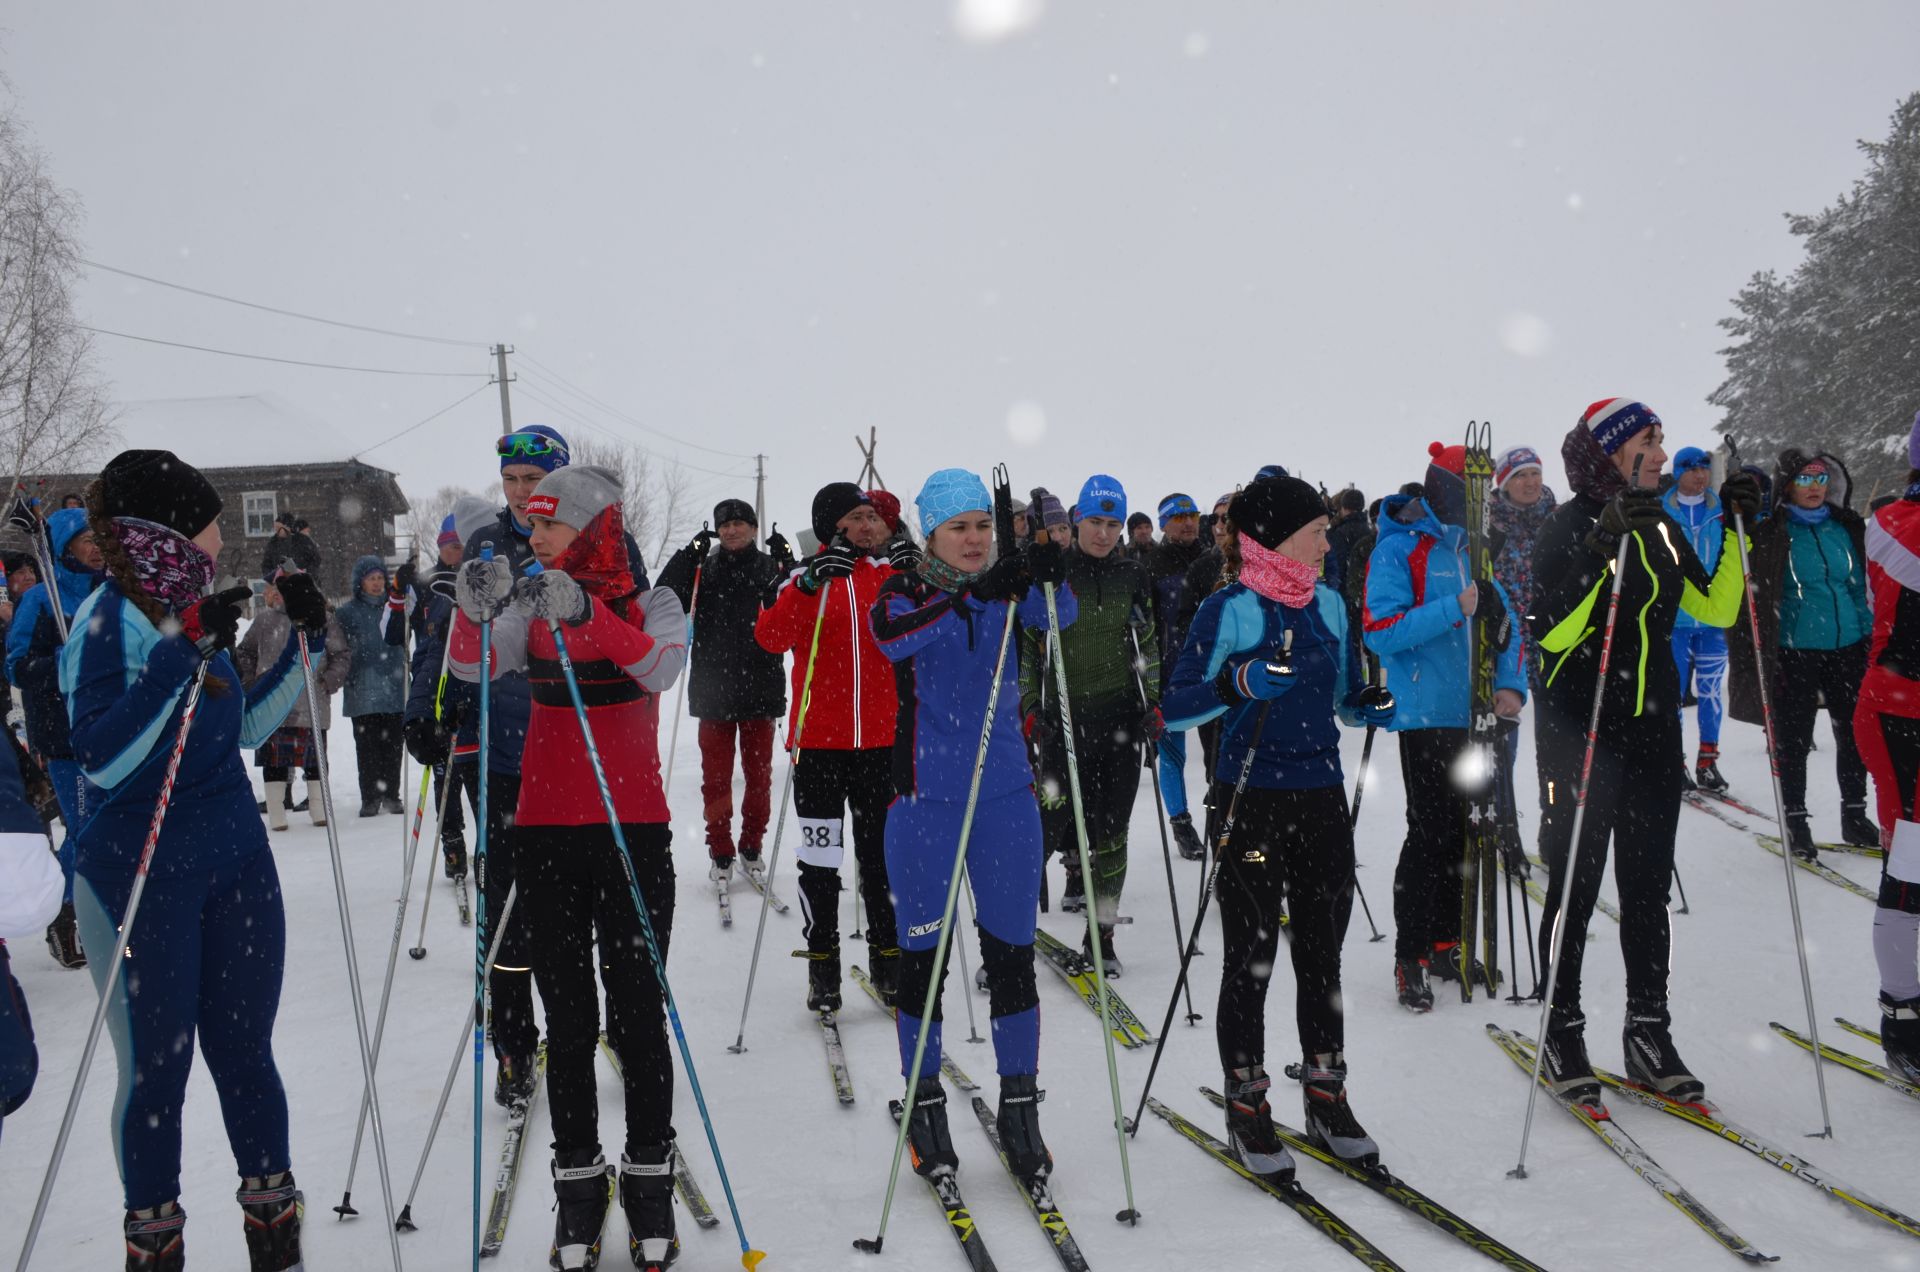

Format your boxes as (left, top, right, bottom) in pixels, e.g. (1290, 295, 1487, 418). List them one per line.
(1126, 619, 1199, 1024)
(1671, 863, 1691, 915)
(1345, 677, 1386, 943)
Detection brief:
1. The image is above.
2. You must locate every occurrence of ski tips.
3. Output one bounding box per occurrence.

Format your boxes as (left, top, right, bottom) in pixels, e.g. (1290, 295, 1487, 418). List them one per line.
(741, 1249, 769, 1269)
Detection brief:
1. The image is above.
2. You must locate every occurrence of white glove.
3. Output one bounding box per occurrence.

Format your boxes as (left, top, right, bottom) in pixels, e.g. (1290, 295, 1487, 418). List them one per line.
(455, 558, 515, 623)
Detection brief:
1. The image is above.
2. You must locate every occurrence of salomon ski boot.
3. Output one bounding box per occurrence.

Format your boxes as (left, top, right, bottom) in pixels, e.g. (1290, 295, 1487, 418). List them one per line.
(1541, 1016, 1604, 1108)
(549, 1150, 614, 1271)
(1880, 992, 1920, 1083)
(1694, 751, 1729, 793)
(1081, 924, 1123, 979)
(1222, 1065, 1294, 1180)
(237, 1172, 303, 1272)
(1841, 803, 1881, 849)
(1623, 1004, 1705, 1104)
(496, 1051, 538, 1109)
(125, 1200, 186, 1272)
(620, 1145, 680, 1271)
(443, 834, 468, 880)
(996, 1074, 1053, 1182)
(1394, 960, 1434, 1013)
(796, 947, 841, 1013)
(1060, 868, 1086, 914)
(904, 1075, 960, 1179)
(1294, 1052, 1379, 1169)
(1786, 811, 1818, 861)
(1170, 812, 1205, 861)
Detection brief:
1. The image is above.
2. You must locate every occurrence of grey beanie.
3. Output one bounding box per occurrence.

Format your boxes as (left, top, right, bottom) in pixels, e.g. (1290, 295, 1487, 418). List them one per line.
(451, 494, 499, 546)
(524, 464, 622, 531)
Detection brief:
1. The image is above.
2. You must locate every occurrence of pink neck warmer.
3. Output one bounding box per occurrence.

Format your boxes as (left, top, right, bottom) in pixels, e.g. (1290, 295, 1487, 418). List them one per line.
(1237, 533, 1318, 608)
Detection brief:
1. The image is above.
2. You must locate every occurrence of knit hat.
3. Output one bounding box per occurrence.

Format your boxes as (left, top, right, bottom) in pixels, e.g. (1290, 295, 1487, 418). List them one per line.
(437, 513, 461, 548)
(1580, 398, 1660, 456)
(713, 497, 757, 528)
(1029, 487, 1069, 530)
(1127, 511, 1152, 532)
(1495, 446, 1543, 488)
(1425, 442, 1467, 528)
(1255, 464, 1290, 482)
(811, 482, 871, 544)
(1672, 446, 1712, 474)
(915, 468, 991, 536)
(523, 464, 621, 531)
(1075, 474, 1127, 523)
(867, 489, 903, 532)
(1426, 441, 1466, 477)
(98, 449, 223, 539)
(1156, 492, 1199, 527)
(496, 423, 571, 473)
(1228, 477, 1326, 551)
(451, 494, 497, 547)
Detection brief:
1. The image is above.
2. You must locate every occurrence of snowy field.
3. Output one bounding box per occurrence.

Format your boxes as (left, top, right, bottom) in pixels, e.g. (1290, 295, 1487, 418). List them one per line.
(2, 690, 1916, 1272)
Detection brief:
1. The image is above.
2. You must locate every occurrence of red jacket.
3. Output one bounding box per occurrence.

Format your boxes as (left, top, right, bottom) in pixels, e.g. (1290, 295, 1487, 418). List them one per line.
(1860, 496, 1920, 718)
(756, 555, 897, 751)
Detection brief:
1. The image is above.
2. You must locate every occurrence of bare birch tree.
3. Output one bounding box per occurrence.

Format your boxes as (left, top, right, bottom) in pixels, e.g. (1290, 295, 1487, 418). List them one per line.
(570, 437, 698, 569)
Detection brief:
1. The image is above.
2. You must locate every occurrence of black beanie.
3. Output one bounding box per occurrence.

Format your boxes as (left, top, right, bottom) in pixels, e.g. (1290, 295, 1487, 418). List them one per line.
(1228, 476, 1326, 551)
(99, 449, 223, 539)
(811, 482, 870, 545)
(713, 497, 758, 528)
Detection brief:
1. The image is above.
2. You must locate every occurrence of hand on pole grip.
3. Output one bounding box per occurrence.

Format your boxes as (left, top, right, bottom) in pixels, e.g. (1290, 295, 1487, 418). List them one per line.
(804, 536, 857, 590)
(510, 567, 589, 625)
(886, 536, 920, 573)
(1217, 653, 1296, 703)
(1718, 471, 1762, 520)
(688, 524, 715, 558)
(455, 556, 514, 623)
(1025, 540, 1068, 587)
(4, 495, 38, 535)
(764, 525, 795, 572)
(276, 572, 329, 634)
(1354, 683, 1396, 728)
(967, 551, 1032, 604)
(179, 586, 253, 657)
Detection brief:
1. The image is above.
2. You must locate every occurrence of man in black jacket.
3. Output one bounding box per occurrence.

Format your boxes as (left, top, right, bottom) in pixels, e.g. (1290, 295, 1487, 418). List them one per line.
(657, 499, 789, 877)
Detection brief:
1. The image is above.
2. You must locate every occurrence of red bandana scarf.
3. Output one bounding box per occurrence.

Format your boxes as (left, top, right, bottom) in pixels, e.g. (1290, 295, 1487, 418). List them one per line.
(1237, 532, 1318, 608)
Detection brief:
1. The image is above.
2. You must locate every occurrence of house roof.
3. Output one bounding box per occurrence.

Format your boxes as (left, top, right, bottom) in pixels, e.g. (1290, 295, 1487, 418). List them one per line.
(109, 393, 393, 470)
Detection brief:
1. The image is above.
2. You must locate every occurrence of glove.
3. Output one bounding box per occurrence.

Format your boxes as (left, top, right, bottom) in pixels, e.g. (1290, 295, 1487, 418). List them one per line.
(887, 536, 921, 574)
(431, 573, 458, 602)
(967, 552, 1032, 604)
(1138, 705, 1166, 743)
(277, 573, 328, 634)
(804, 539, 858, 591)
(1023, 710, 1055, 748)
(1596, 489, 1665, 539)
(510, 569, 590, 626)
(455, 557, 515, 623)
(765, 528, 794, 572)
(4, 496, 37, 535)
(1026, 540, 1067, 587)
(1719, 471, 1762, 521)
(688, 526, 715, 558)
(1472, 580, 1511, 653)
(1355, 683, 1396, 728)
(403, 714, 452, 766)
(179, 586, 253, 657)
(392, 561, 417, 598)
(1214, 652, 1297, 702)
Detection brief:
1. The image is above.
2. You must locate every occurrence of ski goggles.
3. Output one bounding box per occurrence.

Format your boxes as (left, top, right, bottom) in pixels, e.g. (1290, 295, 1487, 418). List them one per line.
(496, 431, 567, 461)
(1793, 471, 1830, 488)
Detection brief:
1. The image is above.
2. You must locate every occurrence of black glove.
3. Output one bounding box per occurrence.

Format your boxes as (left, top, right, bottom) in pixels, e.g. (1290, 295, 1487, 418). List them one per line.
(1472, 580, 1511, 653)
(1354, 683, 1396, 727)
(5, 497, 37, 535)
(688, 526, 715, 558)
(887, 537, 921, 574)
(393, 561, 417, 598)
(277, 573, 328, 633)
(1026, 540, 1067, 587)
(765, 528, 794, 572)
(967, 552, 1032, 604)
(1719, 471, 1762, 521)
(804, 539, 857, 591)
(179, 586, 253, 657)
(1595, 489, 1664, 540)
(1138, 704, 1166, 743)
(403, 714, 452, 766)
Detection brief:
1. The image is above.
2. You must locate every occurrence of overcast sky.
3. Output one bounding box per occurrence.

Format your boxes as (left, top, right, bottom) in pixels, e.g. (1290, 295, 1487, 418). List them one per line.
(7, 1, 1917, 541)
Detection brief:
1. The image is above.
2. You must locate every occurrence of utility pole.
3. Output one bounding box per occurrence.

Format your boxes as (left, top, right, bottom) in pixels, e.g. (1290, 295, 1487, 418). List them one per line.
(491, 344, 515, 435)
(753, 453, 767, 544)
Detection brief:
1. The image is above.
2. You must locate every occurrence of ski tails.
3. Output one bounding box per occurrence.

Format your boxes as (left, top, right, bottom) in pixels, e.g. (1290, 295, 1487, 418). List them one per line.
(479, 1043, 547, 1257)
(1770, 1021, 1920, 1102)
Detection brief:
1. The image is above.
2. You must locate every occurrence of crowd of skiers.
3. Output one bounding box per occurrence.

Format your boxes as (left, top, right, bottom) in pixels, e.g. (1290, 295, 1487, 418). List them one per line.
(3, 395, 1920, 1272)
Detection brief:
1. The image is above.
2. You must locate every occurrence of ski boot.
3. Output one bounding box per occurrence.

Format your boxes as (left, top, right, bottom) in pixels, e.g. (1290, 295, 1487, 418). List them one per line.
(1694, 747, 1729, 793)
(1623, 1003, 1705, 1104)
(797, 948, 841, 1013)
(1060, 868, 1086, 914)
(46, 901, 86, 969)
(358, 799, 381, 818)
(1841, 803, 1880, 849)
(264, 780, 290, 831)
(382, 795, 405, 815)
(1222, 1065, 1294, 1180)
(1880, 992, 1920, 1083)
(1541, 1016, 1604, 1109)
(975, 961, 989, 993)
(125, 1200, 186, 1272)
(1293, 1052, 1379, 1169)
(1428, 941, 1491, 988)
(707, 855, 734, 889)
(1677, 758, 1696, 793)
(306, 792, 326, 827)
(1170, 812, 1205, 861)
(1786, 811, 1817, 861)
(496, 1051, 539, 1109)
(996, 1074, 1053, 1182)
(1393, 959, 1433, 1013)
(1081, 923, 1123, 979)
(869, 946, 901, 1009)
(739, 849, 767, 888)
(619, 1145, 679, 1271)
(549, 1150, 614, 1271)
(236, 1172, 303, 1272)
(443, 835, 468, 880)
(903, 1075, 960, 1178)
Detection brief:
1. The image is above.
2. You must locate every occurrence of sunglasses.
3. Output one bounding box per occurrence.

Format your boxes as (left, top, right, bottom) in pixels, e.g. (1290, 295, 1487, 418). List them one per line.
(496, 432, 565, 460)
(1794, 472, 1830, 488)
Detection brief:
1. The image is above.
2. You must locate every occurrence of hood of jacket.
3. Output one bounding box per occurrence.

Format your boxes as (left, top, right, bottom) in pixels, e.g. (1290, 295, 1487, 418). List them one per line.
(1377, 494, 1462, 551)
(1774, 448, 1853, 512)
(46, 506, 98, 611)
(1561, 420, 1629, 503)
(350, 553, 387, 598)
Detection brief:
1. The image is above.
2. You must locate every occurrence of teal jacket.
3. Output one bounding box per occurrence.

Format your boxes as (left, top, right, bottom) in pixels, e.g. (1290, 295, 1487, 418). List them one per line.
(1778, 510, 1871, 651)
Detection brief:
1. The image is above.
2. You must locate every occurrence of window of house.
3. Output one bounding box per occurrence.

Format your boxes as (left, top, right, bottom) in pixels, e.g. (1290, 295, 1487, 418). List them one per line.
(243, 491, 278, 538)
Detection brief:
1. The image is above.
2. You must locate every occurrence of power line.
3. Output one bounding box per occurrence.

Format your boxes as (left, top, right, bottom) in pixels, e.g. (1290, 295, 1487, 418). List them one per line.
(80, 325, 490, 378)
(353, 384, 495, 458)
(515, 353, 755, 460)
(81, 259, 489, 348)
(512, 382, 756, 481)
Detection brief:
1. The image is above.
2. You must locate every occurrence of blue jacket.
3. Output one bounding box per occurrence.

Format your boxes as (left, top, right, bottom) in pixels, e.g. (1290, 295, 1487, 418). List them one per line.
(334, 554, 406, 717)
(1660, 487, 1725, 629)
(869, 578, 1074, 803)
(5, 509, 100, 758)
(60, 581, 310, 878)
(1360, 497, 1525, 731)
(1163, 582, 1364, 790)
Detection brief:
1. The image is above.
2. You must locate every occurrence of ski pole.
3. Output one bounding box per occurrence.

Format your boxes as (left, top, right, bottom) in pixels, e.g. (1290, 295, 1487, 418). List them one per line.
(409, 758, 460, 960)
(730, 580, 831, 1054)
(337, 625, 456, 1217)
(1127, 693, 1278, 1136)
(471, 587, 494, 1269)
(13, 662, 209, 1272)
(394, 881, 520, 1233)
(536, 585, 764, 1268)
(855, 603, 1019, 1257)
(1511, 461, 1640, 1180)
(1346, 681, 1387, 944)
(1126, 622, 1199, 1023)
(1731, 501, 1834, 1138)
(1044, 579, 1141, 1223)
(1672, 863, 1691, 915)
(851, 862, 865, 941)
(663, 540, 704, 790)
(953, 904, 985, 1044)
(4, 495, 69, 643)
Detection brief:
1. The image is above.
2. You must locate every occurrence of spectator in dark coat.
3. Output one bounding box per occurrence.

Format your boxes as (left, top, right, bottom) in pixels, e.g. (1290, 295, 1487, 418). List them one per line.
(258, 513, 321, 581)
(334, 554, 407, 816)
(1322, 487, 1369, 596)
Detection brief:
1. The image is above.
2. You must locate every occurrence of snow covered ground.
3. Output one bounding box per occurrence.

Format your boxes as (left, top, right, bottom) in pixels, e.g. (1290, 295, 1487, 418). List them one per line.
(3, 692, 1916, 1271)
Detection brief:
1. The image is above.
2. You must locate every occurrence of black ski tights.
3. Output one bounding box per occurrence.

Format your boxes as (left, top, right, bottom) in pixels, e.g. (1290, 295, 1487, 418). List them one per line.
(1391, 727, 1469, 963)
(1775, 642, 1870, 813)
(1213, 783, 1354, 1069)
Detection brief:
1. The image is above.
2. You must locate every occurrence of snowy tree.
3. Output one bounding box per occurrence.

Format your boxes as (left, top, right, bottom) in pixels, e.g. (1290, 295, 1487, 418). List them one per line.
(1711, 93, 1920, 499)
(403, 481, 484, 562)
(569, 437, 698, 570)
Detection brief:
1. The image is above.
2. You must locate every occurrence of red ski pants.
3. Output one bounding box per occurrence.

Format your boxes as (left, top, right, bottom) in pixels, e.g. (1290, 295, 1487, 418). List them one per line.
(698, 717, 775, 859)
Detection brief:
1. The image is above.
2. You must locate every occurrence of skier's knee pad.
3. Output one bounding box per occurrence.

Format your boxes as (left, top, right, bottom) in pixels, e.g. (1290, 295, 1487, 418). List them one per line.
(975, 930, 1039, 1018)
(897, 947, 948, 1023)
